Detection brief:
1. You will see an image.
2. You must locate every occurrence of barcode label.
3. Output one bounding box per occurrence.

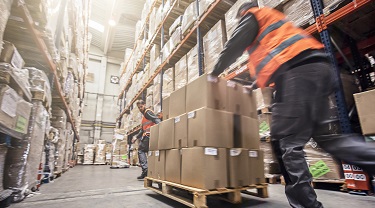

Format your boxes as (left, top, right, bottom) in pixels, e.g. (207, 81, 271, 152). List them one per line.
(230, 148, 241, 156)
(148, 151, 153, 156)
(175, 117, 181, 123)
(205, 148, 218, 156)
(227, 81, 236, 88)
(249, 151, 258, 158)
(188, 111, 195, 119)
(155, 150, 160, 157)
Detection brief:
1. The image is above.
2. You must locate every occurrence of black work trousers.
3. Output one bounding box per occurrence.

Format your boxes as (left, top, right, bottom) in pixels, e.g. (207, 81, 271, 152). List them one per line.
(270, 62, 375, 208)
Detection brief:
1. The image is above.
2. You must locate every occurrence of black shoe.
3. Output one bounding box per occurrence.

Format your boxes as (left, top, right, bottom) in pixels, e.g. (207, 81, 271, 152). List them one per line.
(137, 169, 147, 180)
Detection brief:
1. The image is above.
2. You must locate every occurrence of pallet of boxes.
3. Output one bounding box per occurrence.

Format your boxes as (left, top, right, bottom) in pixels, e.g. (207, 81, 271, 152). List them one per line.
(145, 74, 268, 208)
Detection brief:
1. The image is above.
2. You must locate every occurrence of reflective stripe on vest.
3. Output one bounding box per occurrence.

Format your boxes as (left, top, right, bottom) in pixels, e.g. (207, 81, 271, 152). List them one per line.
(141, 108, 156, 134)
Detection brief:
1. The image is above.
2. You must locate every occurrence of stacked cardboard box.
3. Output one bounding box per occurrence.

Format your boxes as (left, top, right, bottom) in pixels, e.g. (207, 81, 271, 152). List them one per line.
(153, 74, 162, 113)
(354, 89, 375, 135)
(203, 20, 227, 74)
(169, 16, 183, 36)
(149, 74, 265, 189)
(187, 46, 199, 84)
(163, 68, 175, 99)
(181, 2, 197, 35)
(83, 144, 96, 165)
(175, 56, 188, 90)
(94, 140, 107, 164)
(0, 144, 7, 192)
(224, 0, 248, 37)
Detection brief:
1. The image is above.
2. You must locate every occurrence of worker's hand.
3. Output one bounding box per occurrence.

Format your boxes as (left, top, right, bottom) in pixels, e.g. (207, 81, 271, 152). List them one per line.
(131, 137, 137, 144)
(243, 85, 254, 91)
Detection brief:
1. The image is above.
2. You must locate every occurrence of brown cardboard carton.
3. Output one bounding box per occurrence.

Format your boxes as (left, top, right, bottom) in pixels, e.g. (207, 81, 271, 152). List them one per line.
(0, 41, 25, 69)
(239, 116, 260, 149)
(162, 97, 170, 119)
(188, 108, 233, 148)
(148, 151, 156, 178)
(174, 113, 188, 149)
(158, 118, 175, 150)
(169, 86, 186, 117)
(186, 74, 227, 112)
(226, 81, 257, 118)
(354, 89, 375, 135)
(0, 85, 19, 131)
(149, 124, 159, 151)
(228, 148, 249, 187)
(155, 150, 166, 180)
(181, 147, 228, 190)
(165, 149, 181, 183)
(248, 150, 265, 185)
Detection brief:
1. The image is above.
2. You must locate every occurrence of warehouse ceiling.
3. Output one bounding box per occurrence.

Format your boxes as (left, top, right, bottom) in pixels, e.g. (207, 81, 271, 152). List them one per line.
(89, 0, 146, 59)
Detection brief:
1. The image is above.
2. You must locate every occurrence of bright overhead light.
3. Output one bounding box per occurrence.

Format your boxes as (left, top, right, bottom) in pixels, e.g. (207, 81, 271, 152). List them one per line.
(108, 19, 116, 26)
(89, 20, 104, 33)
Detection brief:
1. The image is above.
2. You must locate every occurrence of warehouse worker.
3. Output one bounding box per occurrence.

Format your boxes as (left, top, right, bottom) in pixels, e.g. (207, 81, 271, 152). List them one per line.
(133, 100, 161, 180)
(210, 2, 375, 208)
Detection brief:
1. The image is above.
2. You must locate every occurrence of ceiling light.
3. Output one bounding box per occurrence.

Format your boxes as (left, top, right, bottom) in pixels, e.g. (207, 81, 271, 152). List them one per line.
(89, 20, 104, 33)
(108, 19, 116, 26)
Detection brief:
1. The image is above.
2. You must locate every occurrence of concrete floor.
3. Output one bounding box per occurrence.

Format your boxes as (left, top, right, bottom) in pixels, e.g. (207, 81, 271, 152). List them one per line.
(11, 165, 375, 208)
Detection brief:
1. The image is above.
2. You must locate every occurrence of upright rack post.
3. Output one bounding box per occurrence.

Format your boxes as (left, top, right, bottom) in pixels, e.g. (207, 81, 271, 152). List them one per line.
(196, 0, 204, 76)
(309, 0, 352, 134)
(160, 0, 165, 111)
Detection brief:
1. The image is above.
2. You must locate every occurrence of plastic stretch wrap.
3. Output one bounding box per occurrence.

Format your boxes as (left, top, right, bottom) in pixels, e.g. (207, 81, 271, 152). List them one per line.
(135, 20, 142, 42)
(155, 5, 163, 32)
(3, 139, 30, 191)
(146, 94, 153, 109)
(27, 67, 52, 107)
(83, 144, 96, 165)
(283, 0, 314, 27)
(44, 141, 55, 175)
(198, 0, 215, 15)
(163, 68, 174, 98)
(161, 39, 172, 63)
(147, 86, 153, 96)
(203, 20, 227, 74)
(0, 85, 20, 135)
(148, 8, 157, 40)
(48, 127, 60, 144)
(169, 16, 183, 36)
(123, 48, 133, 66)
(153, 74, 161, 106)
(94, 144, 106, 164)
(258, 0, 285, 8)
(141, 0, 153, 23)
(0, 0, 12, 55)
(0, 144, 8, 192)
(254, 87, 274, 110)
(54, 130, 67, 173)
(150, 43, 161, 63)
(51, 107, 67, 129)
(64, 72, 74, 100)
(25, 101, 48, 189)
(181, 2, 197, 34)
(187, 46, 199, 83)
(63, 129, 73, 169)
(0, 63, 32, 101)
(68, 53, 78, 78)
(305, 139, 343, 180)
(162, 0, 171, 17)
(225, 0, 247, 37)
(174, 56, 188, 90)
(170, 27, 182, 51)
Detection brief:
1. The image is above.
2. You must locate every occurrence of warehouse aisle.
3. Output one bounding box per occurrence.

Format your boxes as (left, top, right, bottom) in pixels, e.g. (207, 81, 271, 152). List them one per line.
(10, 166, 375, 208)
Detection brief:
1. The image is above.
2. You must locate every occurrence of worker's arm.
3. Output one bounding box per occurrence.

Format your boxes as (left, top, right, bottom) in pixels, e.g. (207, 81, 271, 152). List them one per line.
(136, 128, 143, 139)
(211, 13, 259, 76)
(144, 110, 161, 124)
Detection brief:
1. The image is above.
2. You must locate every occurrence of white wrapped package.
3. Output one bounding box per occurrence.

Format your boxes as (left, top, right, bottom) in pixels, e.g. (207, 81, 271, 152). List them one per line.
(174, 56, 188, 90)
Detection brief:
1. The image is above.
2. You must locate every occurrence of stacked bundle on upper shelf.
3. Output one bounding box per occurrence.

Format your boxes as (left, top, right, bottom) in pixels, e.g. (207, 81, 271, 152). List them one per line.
(0, 0, 13, 55)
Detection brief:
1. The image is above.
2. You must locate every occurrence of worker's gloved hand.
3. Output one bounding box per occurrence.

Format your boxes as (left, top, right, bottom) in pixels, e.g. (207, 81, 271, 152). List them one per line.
(243, 85, 254, 91)
(131, 137, 137, 144)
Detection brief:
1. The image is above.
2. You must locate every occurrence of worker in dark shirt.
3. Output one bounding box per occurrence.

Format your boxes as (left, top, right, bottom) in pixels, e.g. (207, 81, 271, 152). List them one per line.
(211, 2, 375, 208)
(133, 100, 161, 179)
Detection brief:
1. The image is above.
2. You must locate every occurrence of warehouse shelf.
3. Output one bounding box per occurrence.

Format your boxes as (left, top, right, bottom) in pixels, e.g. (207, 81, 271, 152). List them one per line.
(225, 0, 374, 81)
(119, 0, 162, 77)
(14, 3, 80, 141)
(118, 0, 184, 99)
(117, 0, 234, 120)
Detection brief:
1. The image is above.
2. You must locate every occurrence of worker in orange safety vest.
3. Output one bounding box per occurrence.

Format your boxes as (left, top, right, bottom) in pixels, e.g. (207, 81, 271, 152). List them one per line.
(133, 100, 161, 180)
(210, 2, 375, 207)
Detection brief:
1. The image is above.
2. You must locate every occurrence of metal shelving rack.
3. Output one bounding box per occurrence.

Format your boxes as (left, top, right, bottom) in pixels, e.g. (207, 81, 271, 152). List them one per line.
(10, 2, 81, 141)
(117, 0, 236, 125)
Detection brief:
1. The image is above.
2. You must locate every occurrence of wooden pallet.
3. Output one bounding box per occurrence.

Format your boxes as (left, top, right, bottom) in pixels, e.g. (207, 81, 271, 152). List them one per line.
(257, 107, 272, 115)
(312, 179, 346, 192)
(53, 171, 62, 179)
(265, 174, 282, 184)
(144, 177, 268, 208)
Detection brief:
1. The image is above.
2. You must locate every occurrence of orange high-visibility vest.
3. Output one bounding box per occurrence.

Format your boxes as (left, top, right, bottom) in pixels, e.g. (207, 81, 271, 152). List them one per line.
(141, 109, 156, 136)
(246, 7, 324, 88)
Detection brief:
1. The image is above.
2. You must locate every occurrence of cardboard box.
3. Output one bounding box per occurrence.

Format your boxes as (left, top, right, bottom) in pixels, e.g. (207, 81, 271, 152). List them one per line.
(248, 150, 265, 185)
(181, 147, 228, 190)
(235, 116, 260, 149)
(158, 118, 175, 150)
(0, 41, 25, 69)
(225, 0, 248, 37)
(165, 149, 181, 183)
(354, 89, 375, 135)
(0, 85, 20, 131)
(162, 97, 170, 119)
(149, 124, 159, 151)
(187, 45, 199, 83)
(254, 87, 274, 110)
(228, 148, 249, 187)
(148, 151, 156, 178)
(174, 114, 188, 149)
(175, 56, 188, 90)
(15, 99, 32, 134)
(155, 150, 166, 180)
(186, 74, 227, 112)
(203, 20, 227, 73)
(188, 108, 233, 148)
(169, 86, 186, 118)
(227, 81, 257, 118)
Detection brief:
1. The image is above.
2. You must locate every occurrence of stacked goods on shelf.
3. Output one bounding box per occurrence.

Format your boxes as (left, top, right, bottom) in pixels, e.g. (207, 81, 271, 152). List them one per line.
(150, 44, 161, 76)
(169, 16, 182, 36)
(163, 68, 175, 99)
(0, 0, 12, 55)
(181, 2, 197, 35)
(54, 130, 66, 174)
(105, 144, 112, 164)
(62, 123, 74, 170)
(27, 68, 52, 107)
(175, 56, 188, 90)
(75, 142, 84, 164)
(354, 89, 375, 136)
(187, 45, 199, 84)
(224, 0, 248, 37)
(146, 86, 153, 109)
(305, 139, 344, 180)
(0, 144, 7, 193)
(94, 140, 106, 165)
(83, 144, 96, 165)
(203, 20, 227, 74)
(111, 139, 128, 166)
(153, 74, 162, 114)
(149, 74, 265, 189)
